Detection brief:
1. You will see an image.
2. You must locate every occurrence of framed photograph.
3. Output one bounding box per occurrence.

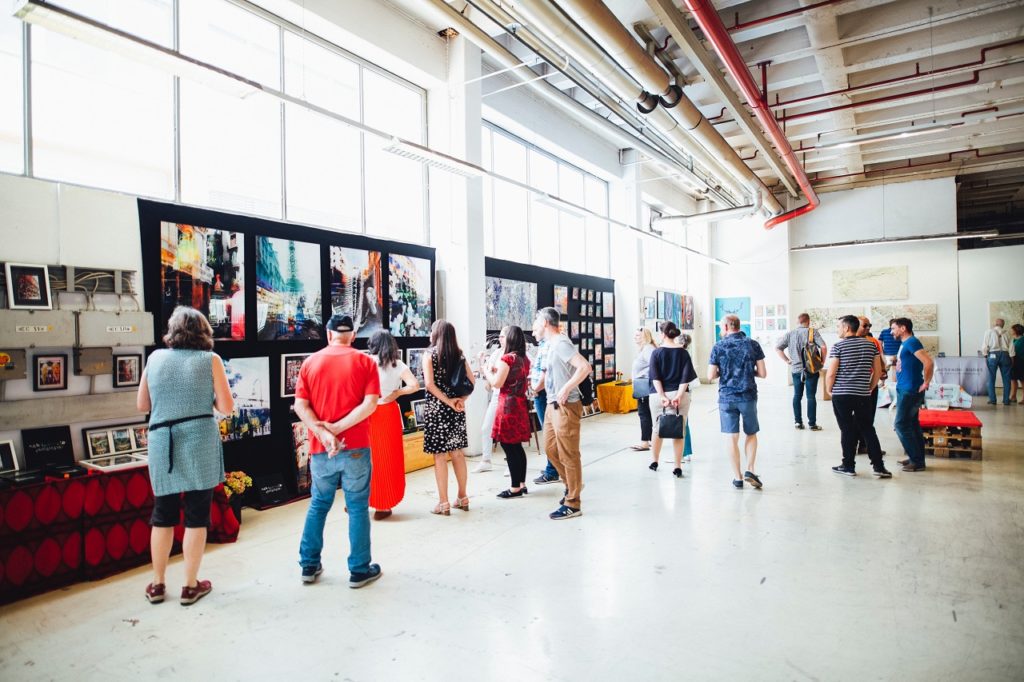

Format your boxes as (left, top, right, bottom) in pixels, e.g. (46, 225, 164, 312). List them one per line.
(570, 321, 579, 338)
(657, 291, 666, 320)
(131, 425, 149, 450)
(588, 289, 595, 302)
(643, 296, 656, 320)
(778, 304, 787, 316)
(84, 428, 113, 457)
(411, 399, 428, 427)
(407, 348, 429, 386)
(281, 353, 313, 398)
(553, 285, 568, 315)
(766, 318, 777, 331)
(571, 287, 579, 300)
(110, 427, 134, 453)
(0, 440, 18, 474)
(755, 318, 765, 331)
(595, 303, 603, 318)
(604, 323, 615, 348)
(81, 453, 148, 473)
(220, 357, 272, 442)
(755, 305, 764, 318)
(5, 263, 52, 310)
(588, 322, 594, 334)
(292, 421, 311, 495)
(765, 304, 777, 318)
(389, 254, 434, 337)
(33, 354, 68, 391)
(604, 354, 616, 379)
(595, 324, 603, 341)
(778, 318, 788, 331)
(330, 246, 384, 338)
(22, 426, 74, 468)
(595, 343, 603, 361)
(113, 354, 142, 388)
(604, 292, 614, 318)
(257, 236, 323, 340)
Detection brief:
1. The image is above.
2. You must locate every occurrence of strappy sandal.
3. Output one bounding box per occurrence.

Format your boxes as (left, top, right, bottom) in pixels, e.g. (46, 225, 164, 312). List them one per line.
(453, 496, 470, 511)
(630, 444, 651, 451)
(431, 502, 451, 516)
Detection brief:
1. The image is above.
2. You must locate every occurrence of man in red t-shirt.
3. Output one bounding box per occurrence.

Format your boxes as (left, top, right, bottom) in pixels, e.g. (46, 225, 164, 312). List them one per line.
(295, 315, 382, 588)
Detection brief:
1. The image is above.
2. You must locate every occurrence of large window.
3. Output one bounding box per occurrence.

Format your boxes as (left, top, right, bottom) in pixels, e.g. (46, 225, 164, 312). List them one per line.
(482, 124, 611, 276)
(3, 0, 427, 240)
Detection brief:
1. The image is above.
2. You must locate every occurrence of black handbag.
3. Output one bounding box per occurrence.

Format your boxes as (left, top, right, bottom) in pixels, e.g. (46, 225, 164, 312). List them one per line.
(657, 407, 685, 439)
(448, 356, 475, 398)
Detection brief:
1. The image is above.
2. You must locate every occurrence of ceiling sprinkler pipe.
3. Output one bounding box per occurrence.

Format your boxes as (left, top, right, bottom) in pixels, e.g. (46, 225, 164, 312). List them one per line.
(637, 91, 659, 114)
(660, 83, 683, 109)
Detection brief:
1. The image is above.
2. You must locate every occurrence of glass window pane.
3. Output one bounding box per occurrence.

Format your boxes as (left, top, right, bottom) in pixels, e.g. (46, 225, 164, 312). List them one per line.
(493, 132, 526, 182)
(283, 32, 358, 118)
(364, 143, 424, 242)
(180, 81, 281, 217)
(585, 217, 609, 277)
(560, 213, 585, 273)
(55, 0, 172, 46)
(285, 104, 361, 230)
(558, 164, 584, 205)
(32, 31, 173, 197)
(528, 149, 556, 193)
(363, 69, 422, 141)
(494, 181, 529, 263)
(530, 202, 559, 268)
(180, 0, 279, 86)
(584, 176, 607, 215)
(0, 13, 23, 174)
(482, 129, 493, 255)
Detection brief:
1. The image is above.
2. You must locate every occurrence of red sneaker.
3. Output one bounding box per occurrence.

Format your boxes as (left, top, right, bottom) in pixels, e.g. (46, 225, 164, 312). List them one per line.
(180, 580, 212, 606)
(145, 582, 165, 604)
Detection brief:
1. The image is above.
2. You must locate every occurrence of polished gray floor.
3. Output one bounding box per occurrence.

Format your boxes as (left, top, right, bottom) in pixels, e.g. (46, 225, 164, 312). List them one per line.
(1, 386, 1022, 681)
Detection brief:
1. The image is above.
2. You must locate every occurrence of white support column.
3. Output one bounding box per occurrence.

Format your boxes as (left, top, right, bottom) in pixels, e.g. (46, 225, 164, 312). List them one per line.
(427, 36, 489, 455)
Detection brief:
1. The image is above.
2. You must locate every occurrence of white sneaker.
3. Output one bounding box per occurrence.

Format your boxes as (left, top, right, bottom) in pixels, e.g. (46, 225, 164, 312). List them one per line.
(472, 462, 493, 473)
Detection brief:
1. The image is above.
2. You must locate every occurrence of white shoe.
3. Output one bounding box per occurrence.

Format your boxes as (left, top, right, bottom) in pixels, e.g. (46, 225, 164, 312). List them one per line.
(472, 462, 493, 473)
(683, 455, 691, 462)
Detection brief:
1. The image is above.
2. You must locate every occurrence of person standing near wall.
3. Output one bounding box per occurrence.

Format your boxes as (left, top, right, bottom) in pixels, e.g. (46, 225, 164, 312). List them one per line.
(982, 318, 1014, 406)
(473, 328, 507, 473)
(648, 322, 698, 478)
(484, 325, 532, 498)
(776, 312, 826, 431)
(855, 316, 886, 456)
(138, 307, 234, 606)
(878, 318, 901, 374)
(1010, 324, 1024, 404)
(826, 315, 891, 479)
(630, 327, 657, 452)
(535, 307, 591, 520)
(890, 317, 933, 472)
(530, 316, 561, 486)
(709, 315, 767, 490)
(366, 330, 419, 520)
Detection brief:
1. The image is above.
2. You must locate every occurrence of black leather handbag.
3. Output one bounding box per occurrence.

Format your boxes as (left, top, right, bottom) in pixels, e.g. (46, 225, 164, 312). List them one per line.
(657, 408, 685, 439)
(448, 356, 475, 398)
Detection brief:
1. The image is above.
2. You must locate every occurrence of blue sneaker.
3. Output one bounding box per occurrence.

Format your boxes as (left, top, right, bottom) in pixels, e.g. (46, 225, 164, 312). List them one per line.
(732, 479, 743, 489)
(349, 563, 382, 589)
(743, 471, 763, 489)
(533, 472, 560, 485)
(301, 563, 323, 584)
(549, 505, 581, 520)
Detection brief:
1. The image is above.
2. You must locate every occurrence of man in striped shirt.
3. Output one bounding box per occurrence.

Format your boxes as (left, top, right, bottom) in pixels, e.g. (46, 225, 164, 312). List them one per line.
(825, 315, 891, 478)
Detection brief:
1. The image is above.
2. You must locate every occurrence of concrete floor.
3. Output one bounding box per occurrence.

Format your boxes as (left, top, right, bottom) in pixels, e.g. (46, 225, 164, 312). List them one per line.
(1, 385, 1022, 681)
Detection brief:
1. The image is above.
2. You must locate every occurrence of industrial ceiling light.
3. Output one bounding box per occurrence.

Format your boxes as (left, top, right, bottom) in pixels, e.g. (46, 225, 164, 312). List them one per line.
(532, 192, 589, 220)
(382, 138, 486, 178)
(791, 231, 1000, 251)
(816, 122, 954, 151)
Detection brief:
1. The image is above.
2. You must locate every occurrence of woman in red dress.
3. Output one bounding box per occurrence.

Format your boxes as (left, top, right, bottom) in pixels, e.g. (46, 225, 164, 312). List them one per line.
(366, 331, 420, 519)
(484, 325, 532, 498)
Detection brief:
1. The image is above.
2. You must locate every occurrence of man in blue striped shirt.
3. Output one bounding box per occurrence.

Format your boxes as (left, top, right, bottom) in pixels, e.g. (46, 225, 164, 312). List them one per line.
(825, 315, 891, 478)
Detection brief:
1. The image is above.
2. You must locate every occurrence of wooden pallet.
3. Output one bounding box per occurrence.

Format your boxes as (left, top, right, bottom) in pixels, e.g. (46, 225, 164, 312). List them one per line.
(923, 434, 983, 450)
(926, 446, 983, 461)
(922, 424, 982, 460)
(923, 425, 982, 439)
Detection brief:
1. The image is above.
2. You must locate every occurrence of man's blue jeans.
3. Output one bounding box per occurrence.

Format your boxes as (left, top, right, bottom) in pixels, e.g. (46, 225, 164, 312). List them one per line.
(987, 351, 1012, 404)
(792, 371, 818, 426)
(894, 390, 926, 467)
(534, 393, 558, 478)
(299, 448, 371, 574)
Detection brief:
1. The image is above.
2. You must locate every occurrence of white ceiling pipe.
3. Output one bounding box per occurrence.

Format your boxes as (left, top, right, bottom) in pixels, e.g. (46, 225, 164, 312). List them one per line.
(420, 0, 716, 198)
(505, 0, 770, 209)
(536, 0, 783, 215)
(654, 184, 763, 226)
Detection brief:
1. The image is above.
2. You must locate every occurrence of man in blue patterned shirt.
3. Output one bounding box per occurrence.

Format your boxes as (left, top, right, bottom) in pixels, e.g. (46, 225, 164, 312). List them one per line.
(709, 315, 767, 490)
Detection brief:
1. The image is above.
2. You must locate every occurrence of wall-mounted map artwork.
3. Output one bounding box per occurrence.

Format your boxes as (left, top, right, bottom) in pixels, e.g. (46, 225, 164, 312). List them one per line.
(989, 300, 1024, 327)
(832, 266, 908, 302)
(389, 254, 433, 337)
(256, 236, 323, 340)
(869, 304, 938, 332)
(917, 335, 940, 355)
(330, 246, 383, 338)
(485, 277, 537, 331)
(806, 306, 864, 331)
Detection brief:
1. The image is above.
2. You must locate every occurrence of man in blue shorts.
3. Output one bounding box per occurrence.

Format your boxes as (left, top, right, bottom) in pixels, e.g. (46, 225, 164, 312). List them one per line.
(709, 315, 767, 489)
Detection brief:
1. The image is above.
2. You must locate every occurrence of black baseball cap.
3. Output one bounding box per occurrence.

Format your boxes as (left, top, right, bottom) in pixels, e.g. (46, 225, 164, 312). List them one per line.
(326, 315, 355, 332)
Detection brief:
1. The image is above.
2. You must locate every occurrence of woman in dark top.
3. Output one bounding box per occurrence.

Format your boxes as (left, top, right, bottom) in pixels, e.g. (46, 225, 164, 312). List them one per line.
(1011, 324, 1024, 404)
(483, 325, 532, 498)
(649, 321, 698, 478)
(422, 319, 475, 516)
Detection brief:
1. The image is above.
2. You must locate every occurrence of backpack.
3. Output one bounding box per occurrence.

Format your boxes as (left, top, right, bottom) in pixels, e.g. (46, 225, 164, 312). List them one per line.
(803, 327, 823, 374)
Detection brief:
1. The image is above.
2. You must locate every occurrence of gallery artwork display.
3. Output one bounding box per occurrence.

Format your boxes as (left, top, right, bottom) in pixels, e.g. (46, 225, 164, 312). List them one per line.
(755, 319, 764, 331)
(389, 254, 433, 337)
(0, 440, 17, 473)
(604, 323, 614, 348)
(4, 263, 52, 310)
(832, 265, 908, 302)
(988, 301, 1024, 329)
(806, 306, 864, 331)
(33, 354, 68, 392)
(868, 304, 938, 331)
(281, 353, 313, 398)
(256, 236, 323, 341)
(682, 295, 695, 330)
(330, 246, 383, 338)
(412, 399, 428, 427)
(755, 305, 764, 318)
(643, 297, 656, 320)
(766, 318, 776, 331)
(595, 343, 603, 361)
(604, 354, 615, 379)
(219, 357, 272, 442)
(572, 287, 579, 300)
(778, 318, 788, 331)
(595, 324, 603, 341)
(113, 354, 142, 388)
(406, 348, 429, 386)
(918, 335, 940, 355)
(714, 297, 751, 322)
(778, 304, 787, 316)
(485, 276, 537, 331)
(765, 305, 776, 318)
(603, 291, 614, 318)
(553, 285, 568, 315)
(292, 421, 311, 495)
(160, 222, 244, 340)
(570, 322, 579, 338)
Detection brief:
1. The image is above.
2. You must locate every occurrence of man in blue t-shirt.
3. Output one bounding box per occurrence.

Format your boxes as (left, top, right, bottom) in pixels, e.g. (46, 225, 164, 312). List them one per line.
(878, 318, 901, 369)
(890, 317, 934, 471)
(709, 315, 767, 489)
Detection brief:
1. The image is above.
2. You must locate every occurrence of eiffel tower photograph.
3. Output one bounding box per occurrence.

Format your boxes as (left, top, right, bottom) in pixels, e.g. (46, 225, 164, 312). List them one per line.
(255, 236, 323, 340)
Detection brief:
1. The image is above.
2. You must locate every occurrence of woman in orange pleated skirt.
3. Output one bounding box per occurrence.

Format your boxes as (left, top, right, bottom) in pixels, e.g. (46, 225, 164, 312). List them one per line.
(366, 331, 420, 520)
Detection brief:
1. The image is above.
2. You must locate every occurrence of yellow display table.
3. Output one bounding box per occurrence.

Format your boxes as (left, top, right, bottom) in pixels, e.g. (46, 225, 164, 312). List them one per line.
(597, 381, 638, 414)
(402, 431, 434, 473)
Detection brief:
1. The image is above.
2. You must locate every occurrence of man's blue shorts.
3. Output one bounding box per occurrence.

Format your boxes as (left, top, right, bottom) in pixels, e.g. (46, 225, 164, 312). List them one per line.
(719, 399, 759, 435)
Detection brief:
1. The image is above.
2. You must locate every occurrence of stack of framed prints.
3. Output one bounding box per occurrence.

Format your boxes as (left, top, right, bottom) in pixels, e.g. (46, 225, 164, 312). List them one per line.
(81, 422, 149, 472)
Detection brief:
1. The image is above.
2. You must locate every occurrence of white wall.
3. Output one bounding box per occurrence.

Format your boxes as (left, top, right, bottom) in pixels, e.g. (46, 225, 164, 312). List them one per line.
(957, 244, 1024, 354)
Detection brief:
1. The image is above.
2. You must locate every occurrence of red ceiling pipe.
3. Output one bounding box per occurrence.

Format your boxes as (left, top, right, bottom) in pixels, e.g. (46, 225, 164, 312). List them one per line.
(683, 0, 818, 229)
(727, 0, 853, 32)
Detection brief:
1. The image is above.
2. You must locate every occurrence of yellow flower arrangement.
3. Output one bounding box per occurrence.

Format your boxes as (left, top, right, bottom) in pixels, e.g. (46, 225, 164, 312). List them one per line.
(223, 471, 253, 499)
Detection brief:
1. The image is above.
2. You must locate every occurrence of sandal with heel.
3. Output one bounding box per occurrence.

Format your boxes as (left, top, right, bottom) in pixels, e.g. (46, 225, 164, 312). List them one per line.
(453, 496, 470, 511)
(431, 502, 451, 516)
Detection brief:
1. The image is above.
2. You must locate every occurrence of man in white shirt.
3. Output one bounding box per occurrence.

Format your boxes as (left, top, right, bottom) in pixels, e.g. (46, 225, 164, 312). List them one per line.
(982, 318, 1014, 405)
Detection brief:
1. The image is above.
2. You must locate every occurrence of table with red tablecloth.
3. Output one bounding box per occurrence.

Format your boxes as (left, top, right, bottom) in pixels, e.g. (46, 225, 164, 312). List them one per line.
(0, 467, 239, 605)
